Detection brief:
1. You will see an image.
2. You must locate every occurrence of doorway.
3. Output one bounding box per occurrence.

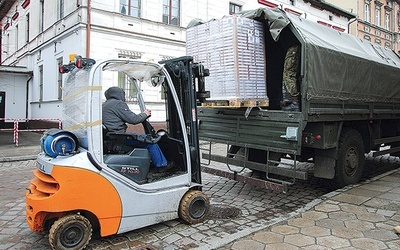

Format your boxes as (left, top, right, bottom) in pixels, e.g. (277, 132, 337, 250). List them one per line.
(0, 92, 5, 129)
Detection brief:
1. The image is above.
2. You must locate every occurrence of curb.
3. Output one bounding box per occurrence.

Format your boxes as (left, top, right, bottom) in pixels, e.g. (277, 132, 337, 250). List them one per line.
(0, 155, 38, 163)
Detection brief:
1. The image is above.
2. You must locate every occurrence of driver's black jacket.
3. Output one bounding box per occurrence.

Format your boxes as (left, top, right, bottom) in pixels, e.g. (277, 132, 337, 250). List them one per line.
(102, 87, 148, 132)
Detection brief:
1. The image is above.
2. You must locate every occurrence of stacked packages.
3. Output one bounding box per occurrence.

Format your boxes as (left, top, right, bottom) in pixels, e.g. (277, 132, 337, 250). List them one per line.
(187, 15, 267, 101)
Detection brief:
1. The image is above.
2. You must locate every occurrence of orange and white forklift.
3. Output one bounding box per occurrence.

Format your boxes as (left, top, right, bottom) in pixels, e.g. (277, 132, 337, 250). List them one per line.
(25, 55, 210, 250)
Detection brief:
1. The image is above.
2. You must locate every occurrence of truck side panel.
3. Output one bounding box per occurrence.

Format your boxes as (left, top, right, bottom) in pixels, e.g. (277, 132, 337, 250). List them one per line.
(198, 108, 303, 155)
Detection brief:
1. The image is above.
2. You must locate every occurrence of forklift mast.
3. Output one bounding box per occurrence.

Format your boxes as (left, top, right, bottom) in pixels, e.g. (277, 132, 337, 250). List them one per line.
(161, 56, 209, 184)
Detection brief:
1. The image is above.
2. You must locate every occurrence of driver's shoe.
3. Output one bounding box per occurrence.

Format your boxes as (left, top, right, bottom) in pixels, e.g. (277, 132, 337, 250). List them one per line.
(157, 162, 175, 173)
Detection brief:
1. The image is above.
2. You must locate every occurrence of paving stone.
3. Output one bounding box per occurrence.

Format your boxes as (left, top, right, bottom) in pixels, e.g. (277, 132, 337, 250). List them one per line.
(328, 211, 357, 221)
(287, 217, 315, 228)
(363, 229, 398, 241)
(356, 212, 387, 223)
(230, 239, 265, 250)
(316, 218, 345, 230)
(331, 193, 371, 205)
(346, 187, 382, 197)
(378, 192, 400, 202)
(163, 233, 182, 244)
(264, 242, 299, 250)
(314, 203, 341, 213)
(284, 234, 315, 247)
(302, 245, 332, 250)
(252, 231, 283, 244)
(344, 219, 376, 231)
(317, 235, 350, 248)
(331, 228, 364, 239)
(386, 239, 400, 249)
(351, 238, 388, 249)
(300, 226, 331, 237)
(301, 211, 328, 221)
(270, 225, 300, 235)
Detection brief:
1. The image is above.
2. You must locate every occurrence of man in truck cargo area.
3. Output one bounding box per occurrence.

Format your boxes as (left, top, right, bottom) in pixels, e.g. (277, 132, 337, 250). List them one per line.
(102, 86, 174, 172)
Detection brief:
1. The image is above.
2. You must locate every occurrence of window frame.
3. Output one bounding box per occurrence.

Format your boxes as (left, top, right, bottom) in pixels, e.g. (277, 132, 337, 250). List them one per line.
(385, 11, 390, 30)
(57, 58, 63, 100)
(365, 3, 370, 23)
(375, 6, 381, 26)
(26, 13, 30, 43)
(229, 2, 242, 15)
(39, 0, 44, 33)
(39, 65, 44, 102)
(162, 0, 180, 26)
(120, 0, 141, 18)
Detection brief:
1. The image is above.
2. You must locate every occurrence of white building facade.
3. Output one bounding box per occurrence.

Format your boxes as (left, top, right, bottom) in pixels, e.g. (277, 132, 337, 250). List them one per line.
(0, 0, 355, 124)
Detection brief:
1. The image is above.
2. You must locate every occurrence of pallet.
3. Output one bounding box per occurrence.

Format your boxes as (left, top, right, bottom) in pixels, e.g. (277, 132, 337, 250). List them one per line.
(201, 98, 269, 108)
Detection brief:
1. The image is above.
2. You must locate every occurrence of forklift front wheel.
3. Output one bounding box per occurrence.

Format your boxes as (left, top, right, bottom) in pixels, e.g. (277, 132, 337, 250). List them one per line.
(49, 214, 92, 250)
(179, 190, 210, 224)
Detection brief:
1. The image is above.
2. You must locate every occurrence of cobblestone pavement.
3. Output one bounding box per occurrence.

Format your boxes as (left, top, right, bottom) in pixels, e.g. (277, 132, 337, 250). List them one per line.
(0, 135, 399, 249)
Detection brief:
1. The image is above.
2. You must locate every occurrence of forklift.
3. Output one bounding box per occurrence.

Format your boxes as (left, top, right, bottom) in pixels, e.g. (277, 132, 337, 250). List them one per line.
(25, 55, 210, 250)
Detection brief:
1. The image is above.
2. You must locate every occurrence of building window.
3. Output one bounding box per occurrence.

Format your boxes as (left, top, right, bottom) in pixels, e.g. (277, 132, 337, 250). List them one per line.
(39, 65, 44, 102)
(229, 3, 242, 14)
(58, 0, 64, 19)
(26, 13, 30, 43)
(118, 72, 139, 102)
(57, 58, 63, 100)
(365, 3, 370, 22)
(375, 7, 381, 26)
(5, 33, 9, 55)
(163, 0, 180, 26)
(120, 0, 141, 17)
(39, 0, 44, 33)
(15, 25, 18, 51)
(385, 12, 390, 30)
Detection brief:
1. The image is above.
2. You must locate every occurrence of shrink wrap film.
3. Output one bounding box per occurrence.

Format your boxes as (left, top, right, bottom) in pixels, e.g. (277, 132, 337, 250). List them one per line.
(187, 16, 267, 101)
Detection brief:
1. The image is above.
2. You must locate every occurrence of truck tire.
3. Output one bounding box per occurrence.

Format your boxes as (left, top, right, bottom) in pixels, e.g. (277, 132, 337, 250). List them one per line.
(334, 129, 365, 188)
(179, 190, 210, 224)
(49, 214, 92, 250)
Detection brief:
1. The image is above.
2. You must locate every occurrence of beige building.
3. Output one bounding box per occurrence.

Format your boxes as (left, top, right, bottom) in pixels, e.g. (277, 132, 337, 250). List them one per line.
(326, 0, 400, 53)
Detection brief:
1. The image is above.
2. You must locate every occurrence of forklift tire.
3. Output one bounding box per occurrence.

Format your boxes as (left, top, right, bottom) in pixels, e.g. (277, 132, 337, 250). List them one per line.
(179, 190, 210, 224)
(49, 214, 92, 250)
(334, 128, 365, 188)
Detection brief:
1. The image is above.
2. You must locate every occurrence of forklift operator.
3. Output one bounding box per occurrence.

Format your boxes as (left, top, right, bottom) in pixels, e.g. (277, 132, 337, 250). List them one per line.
(102, 86, 174, 172)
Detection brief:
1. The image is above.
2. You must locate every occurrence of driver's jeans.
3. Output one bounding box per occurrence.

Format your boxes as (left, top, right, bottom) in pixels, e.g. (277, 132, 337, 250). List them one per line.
(125, 134, 168, 168)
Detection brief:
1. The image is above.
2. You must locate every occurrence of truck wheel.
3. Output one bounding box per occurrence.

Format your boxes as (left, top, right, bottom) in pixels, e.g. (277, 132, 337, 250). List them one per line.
(334, 129, 365, 188)
(179, 190, 210, 224)
(49, 214, 92, 250)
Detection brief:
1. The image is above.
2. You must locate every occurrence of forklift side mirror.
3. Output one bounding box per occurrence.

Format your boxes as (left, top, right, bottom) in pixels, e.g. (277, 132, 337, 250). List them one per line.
(150, 75, 165, 87)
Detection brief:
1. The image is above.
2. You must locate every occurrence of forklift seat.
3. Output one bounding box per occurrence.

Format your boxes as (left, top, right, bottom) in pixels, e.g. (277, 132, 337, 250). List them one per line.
(102, 125, 151, 184)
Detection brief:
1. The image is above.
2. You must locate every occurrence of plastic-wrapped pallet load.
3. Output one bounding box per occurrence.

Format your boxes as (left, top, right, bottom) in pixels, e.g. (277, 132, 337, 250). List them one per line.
(187, 15, 267, 103)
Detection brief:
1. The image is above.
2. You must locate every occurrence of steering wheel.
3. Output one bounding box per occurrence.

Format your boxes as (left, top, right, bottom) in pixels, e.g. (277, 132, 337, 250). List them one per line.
(142, 120, 157, 137)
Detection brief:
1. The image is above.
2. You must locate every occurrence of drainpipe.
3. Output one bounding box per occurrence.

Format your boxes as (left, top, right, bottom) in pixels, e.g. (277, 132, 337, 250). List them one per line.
(348, 18, 357, 35)
(26, 75, 33, 120)
(86, 0, 91, 58)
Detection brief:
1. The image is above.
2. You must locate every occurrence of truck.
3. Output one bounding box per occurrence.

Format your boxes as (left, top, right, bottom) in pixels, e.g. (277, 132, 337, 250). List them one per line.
(26, 56, 210, 249)
(194, 8, 400, 192)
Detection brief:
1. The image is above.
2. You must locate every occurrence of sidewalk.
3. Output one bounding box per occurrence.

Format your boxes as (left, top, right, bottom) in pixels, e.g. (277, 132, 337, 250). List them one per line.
(0, 131, 41, 162)
(220, 168, 400, 249)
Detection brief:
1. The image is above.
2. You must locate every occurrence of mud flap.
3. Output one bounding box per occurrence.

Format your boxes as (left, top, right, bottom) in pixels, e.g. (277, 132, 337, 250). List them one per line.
(313, 149, 336, 179)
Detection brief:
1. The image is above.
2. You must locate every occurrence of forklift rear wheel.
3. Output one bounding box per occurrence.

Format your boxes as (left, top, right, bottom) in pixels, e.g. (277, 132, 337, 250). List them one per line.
(49, 214, 92, 250)
(179, 190, 210, 224)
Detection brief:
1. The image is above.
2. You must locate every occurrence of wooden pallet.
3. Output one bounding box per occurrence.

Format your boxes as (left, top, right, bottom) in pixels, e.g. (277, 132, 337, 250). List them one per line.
(201, 98, 269, 108)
